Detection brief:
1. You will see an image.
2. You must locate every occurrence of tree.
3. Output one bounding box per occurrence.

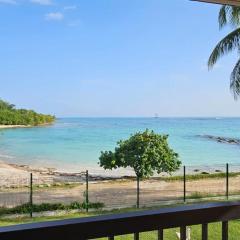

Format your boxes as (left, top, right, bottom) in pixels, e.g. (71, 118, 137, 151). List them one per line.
(99, 129, 181, 207)
(0, 99, 55, 126)
(208, 5, 240, 99)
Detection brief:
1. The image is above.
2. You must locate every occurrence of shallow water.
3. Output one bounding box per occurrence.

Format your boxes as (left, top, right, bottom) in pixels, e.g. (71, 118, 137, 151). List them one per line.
(0, 118, 240, 171)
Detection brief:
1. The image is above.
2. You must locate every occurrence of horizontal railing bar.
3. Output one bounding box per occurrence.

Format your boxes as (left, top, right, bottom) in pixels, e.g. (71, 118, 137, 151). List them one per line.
(0, 202, 240, 240)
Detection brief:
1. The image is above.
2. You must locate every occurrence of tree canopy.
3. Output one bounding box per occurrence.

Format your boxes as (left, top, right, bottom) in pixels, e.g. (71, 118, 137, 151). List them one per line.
(99, 129, 181, 178)
(0, 99, 55, 126)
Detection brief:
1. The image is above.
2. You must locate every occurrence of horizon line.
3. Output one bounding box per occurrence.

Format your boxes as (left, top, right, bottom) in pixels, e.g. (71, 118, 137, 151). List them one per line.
(56, 116, 240, 118)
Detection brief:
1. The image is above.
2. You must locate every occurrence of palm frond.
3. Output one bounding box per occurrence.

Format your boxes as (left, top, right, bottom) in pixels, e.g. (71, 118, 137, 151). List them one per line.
(230, 7, 240, 27)
(208, 28, 240, 69)
(219, 5, 230, 29)
(218, 6, 240, 29)
(230, 58, 240, 100)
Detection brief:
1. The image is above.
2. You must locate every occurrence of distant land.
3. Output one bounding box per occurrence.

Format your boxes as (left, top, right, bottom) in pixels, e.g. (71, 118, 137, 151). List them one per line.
(0, 99, 55, 127)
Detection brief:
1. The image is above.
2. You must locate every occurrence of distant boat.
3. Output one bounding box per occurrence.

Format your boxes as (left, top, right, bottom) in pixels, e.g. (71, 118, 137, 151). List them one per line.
(154, 113, 159, 118)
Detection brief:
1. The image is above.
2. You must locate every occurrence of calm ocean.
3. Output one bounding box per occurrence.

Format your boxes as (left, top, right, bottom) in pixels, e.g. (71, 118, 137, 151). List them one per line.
(0, 118, 240, 172)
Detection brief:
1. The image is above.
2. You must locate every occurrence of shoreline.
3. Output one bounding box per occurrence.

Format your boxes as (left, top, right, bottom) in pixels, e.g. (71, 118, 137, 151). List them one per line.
(0, 123, 54, 129)
(0, 160, 239, 188)
(0, 125, 31, 129)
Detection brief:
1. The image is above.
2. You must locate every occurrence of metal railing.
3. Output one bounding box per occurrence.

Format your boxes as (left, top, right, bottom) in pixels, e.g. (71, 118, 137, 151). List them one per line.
(0, 201, 240, 240)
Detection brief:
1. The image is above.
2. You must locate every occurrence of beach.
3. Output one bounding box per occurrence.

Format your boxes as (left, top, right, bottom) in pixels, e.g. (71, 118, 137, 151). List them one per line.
(0, 123, 54, 129)
(0, 125, 29, 129)
(0, 159, 239, 209)
(0, 159, 237, 186)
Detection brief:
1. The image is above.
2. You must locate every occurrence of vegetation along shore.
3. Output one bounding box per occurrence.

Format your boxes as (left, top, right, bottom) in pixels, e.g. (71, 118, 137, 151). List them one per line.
(0, 99, 55, 126)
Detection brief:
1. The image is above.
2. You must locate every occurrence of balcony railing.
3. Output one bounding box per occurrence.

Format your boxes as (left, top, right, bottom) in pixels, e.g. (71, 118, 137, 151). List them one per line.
(0, 202, 240, 240)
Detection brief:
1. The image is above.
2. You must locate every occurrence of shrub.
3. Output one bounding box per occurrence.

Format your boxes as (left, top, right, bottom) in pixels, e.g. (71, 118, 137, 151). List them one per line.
(0, 201, 105, 216)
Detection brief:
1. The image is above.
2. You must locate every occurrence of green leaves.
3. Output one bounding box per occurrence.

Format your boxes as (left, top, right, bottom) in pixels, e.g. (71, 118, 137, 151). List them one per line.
(208, 28, 240, 69)
(230, 58, 240, 99)
(208, 5, 240, 100)
(218, 6, 240, 29)
(99, 129, 181, 178)
(0, 99, 55, 126)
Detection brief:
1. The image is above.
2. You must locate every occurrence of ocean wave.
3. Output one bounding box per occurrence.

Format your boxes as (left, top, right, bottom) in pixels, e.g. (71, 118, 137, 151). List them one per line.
(0, 154, 14, 159)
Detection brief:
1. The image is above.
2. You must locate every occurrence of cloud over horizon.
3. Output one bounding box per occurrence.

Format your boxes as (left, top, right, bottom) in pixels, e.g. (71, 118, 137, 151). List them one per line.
(30, 0, 52, 5)
(45, 12, 64, 21)
(0, 0, 17, 4)
(63, 5, 77, 11)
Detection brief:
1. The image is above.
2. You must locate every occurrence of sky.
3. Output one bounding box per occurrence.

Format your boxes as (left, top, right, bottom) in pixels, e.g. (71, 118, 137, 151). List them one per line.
(0, 0, 240, 117)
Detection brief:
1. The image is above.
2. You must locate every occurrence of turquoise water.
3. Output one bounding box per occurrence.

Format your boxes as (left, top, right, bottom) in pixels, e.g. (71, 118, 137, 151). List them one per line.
(0, 118, 240, 171)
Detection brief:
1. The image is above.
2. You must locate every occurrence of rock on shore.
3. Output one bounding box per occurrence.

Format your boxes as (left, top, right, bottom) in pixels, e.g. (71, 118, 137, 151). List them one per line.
(197, 135, 240, 145)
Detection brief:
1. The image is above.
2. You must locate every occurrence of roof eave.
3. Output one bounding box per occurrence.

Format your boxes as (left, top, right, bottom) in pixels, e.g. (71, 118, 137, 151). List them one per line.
(192, 0, 240, 6)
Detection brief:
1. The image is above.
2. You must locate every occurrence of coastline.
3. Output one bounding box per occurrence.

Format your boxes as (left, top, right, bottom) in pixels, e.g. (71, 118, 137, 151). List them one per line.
(0, 160, 132, 187)
(1, 118, 240, 171)
(0, 159, 239, 188)
(0, 125, 30, 129)
(0, 123, 54, 129)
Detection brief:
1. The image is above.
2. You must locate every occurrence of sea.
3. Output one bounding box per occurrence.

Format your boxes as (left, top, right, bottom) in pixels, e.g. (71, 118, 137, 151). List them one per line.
(0, 117, 240, 173)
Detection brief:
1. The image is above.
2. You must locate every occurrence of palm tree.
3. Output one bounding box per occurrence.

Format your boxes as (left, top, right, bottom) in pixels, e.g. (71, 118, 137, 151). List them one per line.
(208, 5, 240, 99)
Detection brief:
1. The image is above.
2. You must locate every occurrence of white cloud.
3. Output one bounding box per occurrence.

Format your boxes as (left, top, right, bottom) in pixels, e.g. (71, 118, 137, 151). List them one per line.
(68, 19, 81, 27)
(30, 0, 52, 5)
(0, 0, 17, 4)
(64, 5, 77, 11)
(45, 12, 64, 21)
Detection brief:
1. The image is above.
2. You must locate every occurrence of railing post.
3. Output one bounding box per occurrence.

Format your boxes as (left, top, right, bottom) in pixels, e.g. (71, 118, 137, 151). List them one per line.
(29, 173, 33, 218)
(183, 166, 186, 203)
(226, 163, 229, 199)
(136, 176, 140, 208)
(86, 170, 89, 212)
(134, 232, 139, 240)
(158, 229, 163, 240)
(222, 221, 228, 240)
(202, 223, 208, 240)
(180, 226, 186, 240)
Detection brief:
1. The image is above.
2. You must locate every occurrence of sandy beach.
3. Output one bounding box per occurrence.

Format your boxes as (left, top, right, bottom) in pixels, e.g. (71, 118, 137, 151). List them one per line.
(0, 125, 30, 129)
(0, 123, 53, 129)
(0, 160, 239, 208)
(0, 160, 235, 187)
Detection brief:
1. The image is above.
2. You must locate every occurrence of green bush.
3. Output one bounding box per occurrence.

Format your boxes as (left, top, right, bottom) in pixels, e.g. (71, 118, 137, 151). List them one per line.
(69, 201, 82, 209)
(0, 201, 105, 216)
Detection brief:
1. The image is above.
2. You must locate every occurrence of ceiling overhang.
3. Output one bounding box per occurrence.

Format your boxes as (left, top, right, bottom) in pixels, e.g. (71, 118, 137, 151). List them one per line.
(192, 0, 240, 6)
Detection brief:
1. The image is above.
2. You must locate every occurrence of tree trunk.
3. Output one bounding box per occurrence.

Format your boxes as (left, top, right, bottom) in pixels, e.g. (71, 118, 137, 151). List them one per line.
(136, 175, 140, 208)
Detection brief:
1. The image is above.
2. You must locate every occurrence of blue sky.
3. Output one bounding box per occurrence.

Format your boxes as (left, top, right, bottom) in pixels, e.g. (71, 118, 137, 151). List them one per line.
(0, 0, 240, 117)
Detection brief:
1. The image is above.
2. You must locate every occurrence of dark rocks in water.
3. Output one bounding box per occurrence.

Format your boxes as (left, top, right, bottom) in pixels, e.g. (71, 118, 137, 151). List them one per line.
(197, 135, 240, 145)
